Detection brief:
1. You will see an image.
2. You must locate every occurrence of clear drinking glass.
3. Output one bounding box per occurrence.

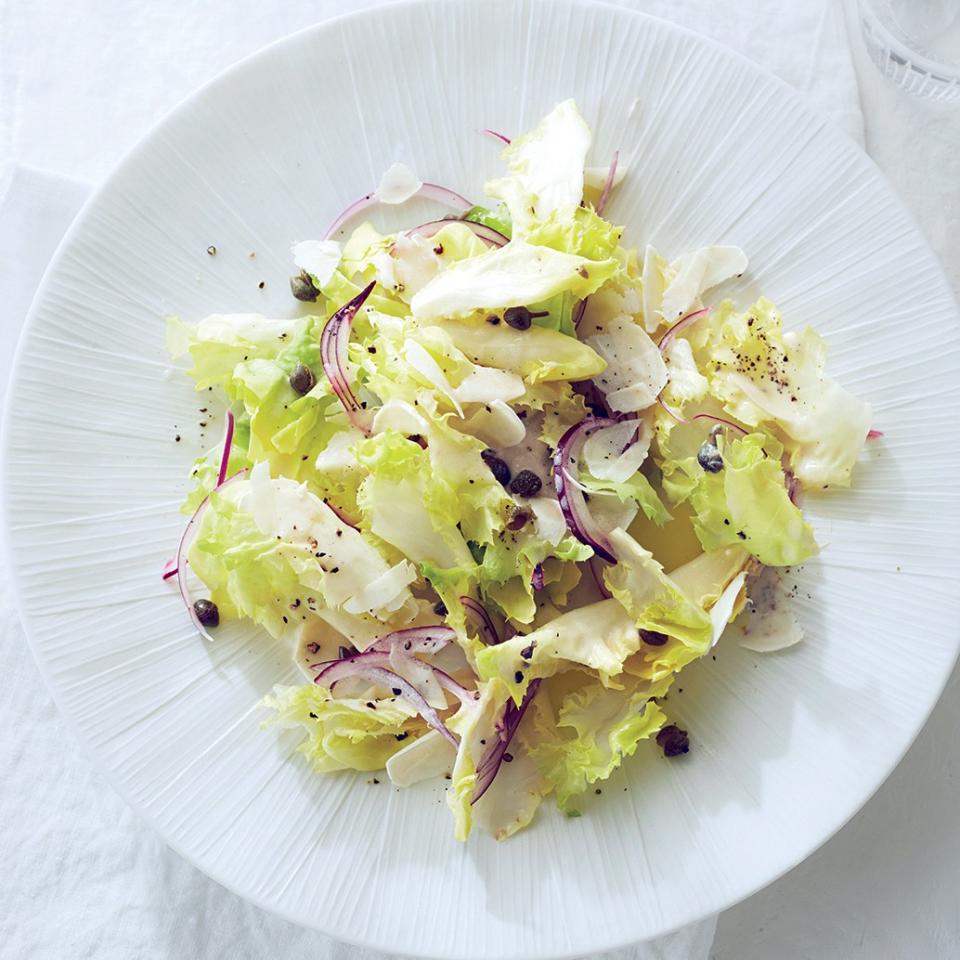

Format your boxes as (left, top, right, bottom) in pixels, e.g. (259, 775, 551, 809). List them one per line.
(858, 0, 960, 100)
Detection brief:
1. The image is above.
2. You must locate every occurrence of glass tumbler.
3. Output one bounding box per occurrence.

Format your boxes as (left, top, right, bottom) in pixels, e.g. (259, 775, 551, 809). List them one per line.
(858, 0, 960, 100)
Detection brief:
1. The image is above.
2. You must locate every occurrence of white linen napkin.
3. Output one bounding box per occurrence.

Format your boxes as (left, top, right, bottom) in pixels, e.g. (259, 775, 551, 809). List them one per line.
(0, 2, 862, 957)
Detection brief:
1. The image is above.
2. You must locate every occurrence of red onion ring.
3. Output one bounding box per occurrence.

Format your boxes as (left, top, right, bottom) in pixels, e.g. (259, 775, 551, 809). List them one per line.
(369, 625, 456, 655)
(531, 563, 545, 591)
(573, 298, 589, 330)
(315, 657, 457, 747)
(161, 558, 178, 582)
(867, 429, 884, 440)
(216, 409, 235, 487)
(657, 307, 710, 354)
(588, 555, 611, 599)
(657, 398, 748, 435)
(461, 596, 501, 646)
(175, 468, 249, 640)
(553, 416, 620, 562)
(324, 183, 473, 240)
(322, 498, 360, 531)
(405, 218, 508, 248)
(320, 281, 376, 434)
(596, 150, 619, 216)
(472, 679, 540, 804)
(482, 129, 511, 145)
(433, 667, 479, 704)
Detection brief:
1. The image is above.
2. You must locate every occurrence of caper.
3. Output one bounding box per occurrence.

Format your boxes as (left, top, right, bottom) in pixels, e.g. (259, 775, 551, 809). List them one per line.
(193, 599, 219, 628)
(697, 440, 724, 473)
(289, 362, 316, 396)
(290, 270, 319, 302)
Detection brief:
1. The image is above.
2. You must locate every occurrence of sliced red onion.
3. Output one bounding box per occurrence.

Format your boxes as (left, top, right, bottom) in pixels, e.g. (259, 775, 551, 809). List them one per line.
(596, 150, 619, 216)
(406, 218, 508, 248)
(164, 409, 239, 582)
(553, 417, 620, 562)
(657, 307, 710, 354)
(657, 398, 748, 435)
(315, 658, 457, 747)
(573, 298, 589, 330)
(482, 129, 511, 145)
(784, 469, 801, 505)
(175, 468, 249, 641)
(322, 498, 360, 531)
(433, 667, 478, 704)
(573, 378, 612, 419)
(472, 679, 541, 804)
(320, 281, 376, 434)
(369, 625, 456, 655)
(418, 183, 473, 210)
(324, 183, 473, 240)
(588, 555, 611, 599)
(867, 429, 884, 440)
(531, 563, 545, 591)
(216, 409, 235, 487)
(461, 596, 501, 646)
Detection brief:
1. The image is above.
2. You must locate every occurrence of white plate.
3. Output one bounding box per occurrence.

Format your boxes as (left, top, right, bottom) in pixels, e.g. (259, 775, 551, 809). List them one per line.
(4, 1, 960, 957)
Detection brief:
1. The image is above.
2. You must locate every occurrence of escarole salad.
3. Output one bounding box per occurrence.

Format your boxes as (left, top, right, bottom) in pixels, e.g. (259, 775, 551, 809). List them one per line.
(164, 101, 874, 841)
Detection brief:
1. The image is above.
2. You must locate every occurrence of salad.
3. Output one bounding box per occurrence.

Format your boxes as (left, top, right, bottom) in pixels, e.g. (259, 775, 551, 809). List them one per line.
(165, 101, 873, 841)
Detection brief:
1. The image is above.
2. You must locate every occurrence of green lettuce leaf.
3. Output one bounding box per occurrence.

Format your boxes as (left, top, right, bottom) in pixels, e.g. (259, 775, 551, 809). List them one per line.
(463, 203, 512, 239)
(697, 298, 872, 487)
(484, 99, 591, 240)
(661, 432, 818, 566)
(190, 463, 417, 638)
(262, 683, 423, 773)
(424, 316, 606, 384)
(476, 598, 642, 701)
(410, 239, 618, 323)
(604, 527, 713, 650)
(181, 417, 253, 515)
(579, 471, 672, 526)
(528, 675, 669, 809)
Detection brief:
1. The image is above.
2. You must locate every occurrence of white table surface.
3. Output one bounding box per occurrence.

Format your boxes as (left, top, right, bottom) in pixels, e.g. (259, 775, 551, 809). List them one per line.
(1, 1, 958, 958)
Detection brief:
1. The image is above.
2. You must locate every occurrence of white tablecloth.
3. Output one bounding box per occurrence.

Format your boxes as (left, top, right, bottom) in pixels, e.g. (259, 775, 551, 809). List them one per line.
(1, 1, 957, 958)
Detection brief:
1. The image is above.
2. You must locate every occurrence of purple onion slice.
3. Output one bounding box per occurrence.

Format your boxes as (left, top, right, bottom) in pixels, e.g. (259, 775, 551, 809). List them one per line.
(573, 298, 589, 330)
(531, 563, 545, 591)
(657, 398, 748, 436)
(314, 655, 457, 747)
(657, 306, 710, 354)
(588, 555, 612, 599)
(320, 281, 376, 434)
(216, 409, 235, 487)
(369, 625, 456, 655)
(324, 183, 473, 240)
(482, 129, 511, 145)
(461, 596, 501, 646)
(433, 667, 479, 704)
(175, 468, 249, 640)
(405, 218, 508, 248)
(472, 679, 541, 804)
(867, 429, 884, 440)
(596, 150, 620, 216)
(553, 416, 621, 562)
